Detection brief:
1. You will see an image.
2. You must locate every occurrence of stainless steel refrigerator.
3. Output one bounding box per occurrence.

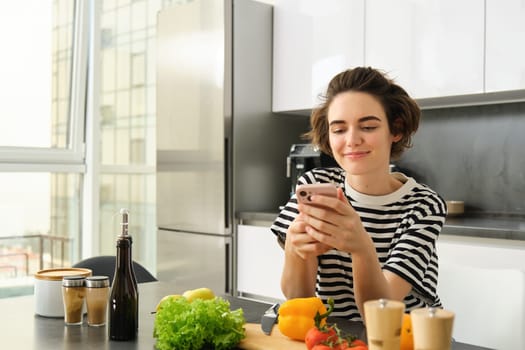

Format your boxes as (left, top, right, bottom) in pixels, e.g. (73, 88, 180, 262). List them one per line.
(156, 0, 308, 295)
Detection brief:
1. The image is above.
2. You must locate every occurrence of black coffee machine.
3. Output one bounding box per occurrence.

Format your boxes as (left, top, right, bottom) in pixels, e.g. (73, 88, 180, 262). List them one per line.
(286, 144, 339, 196)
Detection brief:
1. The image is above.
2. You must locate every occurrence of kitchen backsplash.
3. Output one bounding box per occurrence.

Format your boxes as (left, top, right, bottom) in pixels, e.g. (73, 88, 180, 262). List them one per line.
(395, 101, 525, 216)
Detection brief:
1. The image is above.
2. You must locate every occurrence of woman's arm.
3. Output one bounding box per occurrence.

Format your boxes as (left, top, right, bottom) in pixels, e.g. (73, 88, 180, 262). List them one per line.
(350, 236, 412, 319)
(280, 216, 331, 298)
(281, 241, 317, 298)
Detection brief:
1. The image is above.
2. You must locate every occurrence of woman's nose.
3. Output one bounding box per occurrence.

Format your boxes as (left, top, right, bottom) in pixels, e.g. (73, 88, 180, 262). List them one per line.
(346, 127, 362, 146)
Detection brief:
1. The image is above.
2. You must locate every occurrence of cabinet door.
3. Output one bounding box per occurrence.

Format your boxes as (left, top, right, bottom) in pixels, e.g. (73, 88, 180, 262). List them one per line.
(485, 0, 525, 92)
(365, 0, 484, 99)
(236, 225, 284, 301)
(273, 0, 364, 113)
(437, 236, 525, 349)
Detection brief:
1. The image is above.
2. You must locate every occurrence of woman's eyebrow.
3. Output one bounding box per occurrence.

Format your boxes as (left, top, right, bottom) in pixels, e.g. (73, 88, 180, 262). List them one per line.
(329, 120, 346, 126)
(359, 115, 381, 122)
(329, 115, 381, 126)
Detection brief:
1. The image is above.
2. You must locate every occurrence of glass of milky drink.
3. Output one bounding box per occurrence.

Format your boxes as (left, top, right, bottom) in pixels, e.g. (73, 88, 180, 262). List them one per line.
(411, 307, 455, 350)
(364, 298, 406, 350)
(85, 276, 110, 326)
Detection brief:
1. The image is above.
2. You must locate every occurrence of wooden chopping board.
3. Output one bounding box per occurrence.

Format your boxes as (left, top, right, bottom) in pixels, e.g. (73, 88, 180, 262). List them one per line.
(238, 323, 306, 350)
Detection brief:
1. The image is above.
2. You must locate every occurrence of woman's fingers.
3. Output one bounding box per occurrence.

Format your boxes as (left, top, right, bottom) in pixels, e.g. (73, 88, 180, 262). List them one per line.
(287, 218, 332, 257)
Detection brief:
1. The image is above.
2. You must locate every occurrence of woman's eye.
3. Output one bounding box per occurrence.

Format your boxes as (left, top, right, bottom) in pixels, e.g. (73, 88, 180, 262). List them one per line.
(331, 128, 345, 134)
(362, 125, 378, 131)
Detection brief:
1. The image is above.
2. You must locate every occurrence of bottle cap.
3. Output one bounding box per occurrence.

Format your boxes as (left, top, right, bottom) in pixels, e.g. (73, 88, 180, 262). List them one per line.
(119, 208, 130, 238)
(62, 275, 86, 287)
(85, 276, 110, 288)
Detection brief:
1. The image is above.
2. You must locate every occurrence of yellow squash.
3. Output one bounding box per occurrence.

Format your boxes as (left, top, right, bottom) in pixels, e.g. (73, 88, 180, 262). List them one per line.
(155, 287, 215, 311)
(155, 294, 183, 311)
(182, 287, 215, 302)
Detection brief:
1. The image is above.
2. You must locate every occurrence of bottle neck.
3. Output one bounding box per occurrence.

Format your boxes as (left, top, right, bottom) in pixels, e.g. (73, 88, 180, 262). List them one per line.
(116, 237, 132, 270)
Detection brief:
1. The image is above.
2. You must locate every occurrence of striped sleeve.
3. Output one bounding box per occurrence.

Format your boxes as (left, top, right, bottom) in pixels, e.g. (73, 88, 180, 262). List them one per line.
(382, 187, 447, 307)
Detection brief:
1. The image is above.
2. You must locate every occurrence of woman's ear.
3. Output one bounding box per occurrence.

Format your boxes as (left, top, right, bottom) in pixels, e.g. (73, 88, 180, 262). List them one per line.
(391, 117, 404, 142)
(392, 133, 403, 143)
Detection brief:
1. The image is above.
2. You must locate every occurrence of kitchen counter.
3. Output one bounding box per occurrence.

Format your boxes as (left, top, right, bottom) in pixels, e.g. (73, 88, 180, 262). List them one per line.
(441, 214, 525, 240)
(0, 281, 491, 350)
(237, 211, 525, 241)
(237, 211, 280, 225)
(0, 281, 273, 349)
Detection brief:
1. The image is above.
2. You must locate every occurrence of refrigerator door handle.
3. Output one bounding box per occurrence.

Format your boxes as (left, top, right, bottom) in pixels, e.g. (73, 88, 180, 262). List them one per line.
(224, 240, 230, 294)
(224, 137, 230, 231)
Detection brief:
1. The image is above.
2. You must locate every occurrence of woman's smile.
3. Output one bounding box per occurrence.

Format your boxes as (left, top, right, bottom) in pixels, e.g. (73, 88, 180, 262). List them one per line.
(343, 150, 370, 159)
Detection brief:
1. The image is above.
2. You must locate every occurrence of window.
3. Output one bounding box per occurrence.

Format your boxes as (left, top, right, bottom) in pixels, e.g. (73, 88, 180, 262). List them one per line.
(0, 0, 87, 296)
(0, 0, 170, 297)
(0, 0, 85, 163)
(0, 173, 81, 278)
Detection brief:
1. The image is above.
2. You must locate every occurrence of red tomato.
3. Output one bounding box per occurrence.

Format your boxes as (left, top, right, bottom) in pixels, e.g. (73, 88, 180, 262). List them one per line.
(350, 339, 367, 348)
(305, 326, 337, 350)
(312, 345, 335, 350)
(333, 340, 349, 350)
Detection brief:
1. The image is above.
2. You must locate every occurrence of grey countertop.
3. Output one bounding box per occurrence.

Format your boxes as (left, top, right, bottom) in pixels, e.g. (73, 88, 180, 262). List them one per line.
(237, 211, 280, 224)
(0, 281, 491, 350)
(237, 211, 525, 241)
(441, 214, 525, 240)
(0, 281, 271, 349)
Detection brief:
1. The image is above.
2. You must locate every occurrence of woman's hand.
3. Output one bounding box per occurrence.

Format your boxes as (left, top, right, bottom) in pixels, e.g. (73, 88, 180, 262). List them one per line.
(286, 213, 332, 260)
(297, 187, 369, 255)
(282, 210, 327, 298)
(294, 187, 413, 314)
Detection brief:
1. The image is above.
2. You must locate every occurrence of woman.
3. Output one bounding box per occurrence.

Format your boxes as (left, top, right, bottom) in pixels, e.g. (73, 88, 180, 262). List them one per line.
(271, 67, 447, 321)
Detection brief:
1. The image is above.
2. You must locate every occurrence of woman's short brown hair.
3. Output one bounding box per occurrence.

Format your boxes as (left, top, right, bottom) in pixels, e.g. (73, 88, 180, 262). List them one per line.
(304, 67, 420, 160)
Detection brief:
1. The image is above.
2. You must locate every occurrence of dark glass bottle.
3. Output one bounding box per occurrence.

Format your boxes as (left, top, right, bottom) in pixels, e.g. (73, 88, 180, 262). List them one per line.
(126, 234, 139, 329)
(109, 209, 138, 341)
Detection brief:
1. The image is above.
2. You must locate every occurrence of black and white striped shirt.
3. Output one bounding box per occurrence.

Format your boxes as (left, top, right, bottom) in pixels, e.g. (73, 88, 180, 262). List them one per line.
(271, 167, 447, 321)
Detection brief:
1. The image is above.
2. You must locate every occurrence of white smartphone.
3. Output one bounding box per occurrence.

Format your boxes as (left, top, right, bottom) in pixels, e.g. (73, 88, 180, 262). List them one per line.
(295, 183, 338, 204)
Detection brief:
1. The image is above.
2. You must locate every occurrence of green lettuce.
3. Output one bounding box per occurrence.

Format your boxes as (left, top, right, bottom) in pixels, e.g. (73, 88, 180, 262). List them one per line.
(153, 297, 246, 350)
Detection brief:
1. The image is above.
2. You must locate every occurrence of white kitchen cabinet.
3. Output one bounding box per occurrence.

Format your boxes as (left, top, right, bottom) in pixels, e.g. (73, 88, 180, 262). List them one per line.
(236, 224, 285, 302)
(485, 0, 525, 92)
(272, 0, 365, 113)
(272, 0, 525, 112)
(437, 235, 525, 349)
(365, 0, 484, 99)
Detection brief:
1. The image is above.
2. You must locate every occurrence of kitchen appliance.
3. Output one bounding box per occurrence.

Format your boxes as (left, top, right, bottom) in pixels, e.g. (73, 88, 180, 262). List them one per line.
(156, 0, 307, 295)
(286, 143, 339, 196)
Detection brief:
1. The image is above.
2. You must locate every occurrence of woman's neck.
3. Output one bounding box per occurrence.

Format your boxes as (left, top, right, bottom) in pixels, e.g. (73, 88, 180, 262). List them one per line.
(346, 172, 403, 196)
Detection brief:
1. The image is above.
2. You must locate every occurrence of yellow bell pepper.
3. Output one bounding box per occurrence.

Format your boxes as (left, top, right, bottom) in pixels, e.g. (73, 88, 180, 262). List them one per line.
(277, 296, 328, 341)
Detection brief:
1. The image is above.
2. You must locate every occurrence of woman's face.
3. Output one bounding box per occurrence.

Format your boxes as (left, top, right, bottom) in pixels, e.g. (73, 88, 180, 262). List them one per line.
(327, 91, 400, 176)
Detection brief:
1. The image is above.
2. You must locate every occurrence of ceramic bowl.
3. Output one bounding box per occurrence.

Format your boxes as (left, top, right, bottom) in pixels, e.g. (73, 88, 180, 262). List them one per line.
(34, 267, 92, 317)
